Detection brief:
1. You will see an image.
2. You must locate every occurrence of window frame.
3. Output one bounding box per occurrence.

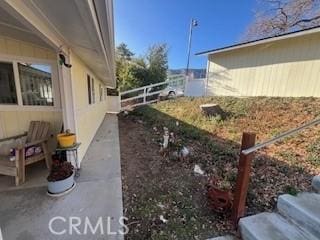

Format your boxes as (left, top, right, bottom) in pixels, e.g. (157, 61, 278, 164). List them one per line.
(91, 77, 95, 104)
(0, 61, 19, 105)
(87, 74, 97, 105)
(0, 54, 60, 111)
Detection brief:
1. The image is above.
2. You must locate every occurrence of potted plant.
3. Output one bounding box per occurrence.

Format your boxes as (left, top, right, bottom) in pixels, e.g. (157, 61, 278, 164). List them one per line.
(47, 160, 75, 194)
(57, 129, 76, 148)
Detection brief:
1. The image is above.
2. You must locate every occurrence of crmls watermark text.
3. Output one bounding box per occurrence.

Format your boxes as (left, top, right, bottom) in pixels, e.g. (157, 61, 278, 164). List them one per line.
(48, 216, 129, 236)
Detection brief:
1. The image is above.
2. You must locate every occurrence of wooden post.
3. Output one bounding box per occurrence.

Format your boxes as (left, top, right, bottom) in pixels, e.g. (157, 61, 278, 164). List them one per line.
(232, 132, 256, 227)
(15, 148, 25, 186)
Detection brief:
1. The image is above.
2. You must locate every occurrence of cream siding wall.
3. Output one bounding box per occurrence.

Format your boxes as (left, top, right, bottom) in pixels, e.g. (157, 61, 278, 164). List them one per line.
(207, 32, 320, 97)
(70, 53, 107, 161)
(0, 36, 56, 60)
(0, 36, 62, 151)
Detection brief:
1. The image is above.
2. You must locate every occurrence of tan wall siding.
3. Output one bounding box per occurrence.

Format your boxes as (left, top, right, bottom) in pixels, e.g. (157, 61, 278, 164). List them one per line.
(0, 36, 56, 60)
(207, 32, 320, 97)
(70, 53, 107, 161)
(0, 37, 61, 152)
(0, 111, 62, 139)
(0, 111, 62, 152)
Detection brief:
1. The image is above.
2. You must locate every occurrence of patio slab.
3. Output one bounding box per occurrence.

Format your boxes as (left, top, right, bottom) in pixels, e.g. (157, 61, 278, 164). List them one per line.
(0, 114, 124, 240)
(0, 161, 49, 192)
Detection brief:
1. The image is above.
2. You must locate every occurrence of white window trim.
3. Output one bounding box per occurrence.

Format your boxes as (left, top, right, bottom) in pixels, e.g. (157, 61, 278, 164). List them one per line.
(84, 71, 108, 112)
(0, 53, 61, 111)
(87, 73, 98, 106)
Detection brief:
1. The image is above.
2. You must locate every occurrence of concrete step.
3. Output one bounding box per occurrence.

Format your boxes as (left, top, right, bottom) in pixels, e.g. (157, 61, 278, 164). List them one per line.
(277, 192, 320, 238)
(239, 212, 318, 240)
(207, 236, 236, 240)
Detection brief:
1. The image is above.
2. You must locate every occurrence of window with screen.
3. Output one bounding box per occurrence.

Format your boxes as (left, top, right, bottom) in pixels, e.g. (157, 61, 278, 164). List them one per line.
(87, 74, 92, 104)
(18, 63, 53, 106)
(87, 75, 96, 104)
(91, 78, 95, 104)
(0, 62, 17, 104)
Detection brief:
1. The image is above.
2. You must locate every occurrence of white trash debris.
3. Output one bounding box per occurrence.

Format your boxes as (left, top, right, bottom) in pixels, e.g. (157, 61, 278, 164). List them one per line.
(163, 134, 169, 149)
(176, 121, 179, 126)
(194, 164, 205, 175)
(162, 127, 170, 149)
(160, 215, 168, 223)
(157, 203, 165, 209)
(180, 146, 190, 157)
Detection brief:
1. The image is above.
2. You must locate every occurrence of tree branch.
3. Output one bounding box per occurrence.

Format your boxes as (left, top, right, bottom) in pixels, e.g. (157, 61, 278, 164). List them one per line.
(290, 15, 320, 26)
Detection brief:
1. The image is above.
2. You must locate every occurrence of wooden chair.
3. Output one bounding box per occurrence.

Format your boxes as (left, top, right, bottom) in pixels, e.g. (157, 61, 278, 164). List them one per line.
(0, 121, 52, 186)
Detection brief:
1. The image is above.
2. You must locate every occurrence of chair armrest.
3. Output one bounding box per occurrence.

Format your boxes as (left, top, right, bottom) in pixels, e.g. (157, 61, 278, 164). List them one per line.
(0, 132, 27, 143)
(17, 138, 48, 149)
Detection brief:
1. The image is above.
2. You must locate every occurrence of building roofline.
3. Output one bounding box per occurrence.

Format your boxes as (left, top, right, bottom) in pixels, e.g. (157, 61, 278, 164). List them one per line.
(196, 26, 320, 56)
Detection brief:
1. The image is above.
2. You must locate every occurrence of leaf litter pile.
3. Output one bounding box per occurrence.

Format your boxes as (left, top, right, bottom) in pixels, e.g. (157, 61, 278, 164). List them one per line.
(119, 97, 320, 240)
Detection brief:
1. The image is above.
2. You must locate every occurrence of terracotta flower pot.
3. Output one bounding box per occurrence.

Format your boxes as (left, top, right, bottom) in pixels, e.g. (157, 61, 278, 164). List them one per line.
(207, 178, 233, 213)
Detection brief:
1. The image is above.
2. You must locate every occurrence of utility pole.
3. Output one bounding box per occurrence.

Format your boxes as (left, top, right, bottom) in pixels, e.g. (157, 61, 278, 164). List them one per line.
(186, 18, 198, 77)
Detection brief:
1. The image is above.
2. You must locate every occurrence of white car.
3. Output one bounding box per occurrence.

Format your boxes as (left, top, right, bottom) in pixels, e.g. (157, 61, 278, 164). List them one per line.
(158, 86, 184, 98)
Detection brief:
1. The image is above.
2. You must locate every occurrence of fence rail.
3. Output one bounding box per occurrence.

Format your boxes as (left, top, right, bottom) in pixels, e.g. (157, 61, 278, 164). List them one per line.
(120, 81, 168, 110)
(120, 77, 185, 110)
(232, 117, 320, 227)
(242, 118, 320, 155)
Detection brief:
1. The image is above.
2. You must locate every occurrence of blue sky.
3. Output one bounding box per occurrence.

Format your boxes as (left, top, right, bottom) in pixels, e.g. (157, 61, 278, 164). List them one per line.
(115, 0, 256, 69)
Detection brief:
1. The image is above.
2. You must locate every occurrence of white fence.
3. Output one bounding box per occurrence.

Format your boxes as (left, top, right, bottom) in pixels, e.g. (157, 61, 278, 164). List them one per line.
(120, 81, 168, 110)
(120, 76, 208, 110)
(120, 77, 185, 110)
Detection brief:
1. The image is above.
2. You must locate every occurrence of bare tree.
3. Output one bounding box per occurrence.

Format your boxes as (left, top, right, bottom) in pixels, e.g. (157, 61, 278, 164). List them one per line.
(243, 0, 320, 40)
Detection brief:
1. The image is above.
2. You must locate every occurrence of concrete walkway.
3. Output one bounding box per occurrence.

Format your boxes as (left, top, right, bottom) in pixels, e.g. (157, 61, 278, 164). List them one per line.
(0, 114, 124, 240)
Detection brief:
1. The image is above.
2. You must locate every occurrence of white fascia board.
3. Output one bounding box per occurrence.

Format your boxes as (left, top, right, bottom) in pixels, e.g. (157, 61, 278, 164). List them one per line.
(198, 27, 320, 56)
(86, 0, 116, 87)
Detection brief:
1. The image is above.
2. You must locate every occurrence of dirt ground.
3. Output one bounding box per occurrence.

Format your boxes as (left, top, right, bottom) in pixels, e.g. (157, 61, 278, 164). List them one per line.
(120, 116, 237, 240)
(119, 97, 320, 240)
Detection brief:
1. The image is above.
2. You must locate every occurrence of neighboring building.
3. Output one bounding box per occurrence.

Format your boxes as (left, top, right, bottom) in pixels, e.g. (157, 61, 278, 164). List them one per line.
(197, 27, 320, 97)
(0, 0, 115, 162)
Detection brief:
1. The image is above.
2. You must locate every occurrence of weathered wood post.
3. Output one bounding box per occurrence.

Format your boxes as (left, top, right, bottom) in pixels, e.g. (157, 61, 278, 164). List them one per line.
(232, 132, 256, 227)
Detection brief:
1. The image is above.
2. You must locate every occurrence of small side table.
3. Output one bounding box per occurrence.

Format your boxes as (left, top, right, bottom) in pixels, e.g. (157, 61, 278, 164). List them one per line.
(56, 143, 81, 177)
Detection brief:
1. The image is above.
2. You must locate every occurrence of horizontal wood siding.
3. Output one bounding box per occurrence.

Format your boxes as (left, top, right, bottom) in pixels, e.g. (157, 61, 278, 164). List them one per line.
(207, 32, 320, 97)
(0, 36, 56, 60)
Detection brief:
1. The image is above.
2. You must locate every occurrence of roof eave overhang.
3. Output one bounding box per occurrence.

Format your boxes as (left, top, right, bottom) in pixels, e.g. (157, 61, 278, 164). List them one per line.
(86, 0, 116, 88)
(0, 0, 116, 87)
(196, 27, 320, 56)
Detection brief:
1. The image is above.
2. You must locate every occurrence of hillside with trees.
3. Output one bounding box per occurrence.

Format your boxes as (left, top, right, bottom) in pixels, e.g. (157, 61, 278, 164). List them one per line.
(116, 43, 168, 91)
